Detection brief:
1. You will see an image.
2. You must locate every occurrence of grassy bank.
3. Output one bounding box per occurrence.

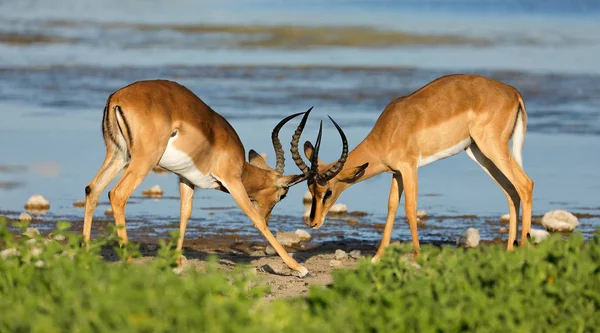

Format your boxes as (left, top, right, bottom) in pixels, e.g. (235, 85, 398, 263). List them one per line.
(1, 218, 598, 332)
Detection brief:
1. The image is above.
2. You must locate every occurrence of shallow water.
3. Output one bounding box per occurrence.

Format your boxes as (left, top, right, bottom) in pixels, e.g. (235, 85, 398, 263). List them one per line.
(0, 0, 599, 246)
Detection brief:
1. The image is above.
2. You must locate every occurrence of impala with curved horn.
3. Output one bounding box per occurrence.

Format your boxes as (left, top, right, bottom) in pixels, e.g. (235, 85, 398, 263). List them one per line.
(83, 79, 313, 276)
(295, 74, 534, 262)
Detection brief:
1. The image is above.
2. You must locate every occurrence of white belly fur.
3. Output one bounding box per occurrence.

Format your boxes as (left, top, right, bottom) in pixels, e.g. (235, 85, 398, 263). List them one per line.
(158, 136, 219, 190)
(418, 138, 472, 168)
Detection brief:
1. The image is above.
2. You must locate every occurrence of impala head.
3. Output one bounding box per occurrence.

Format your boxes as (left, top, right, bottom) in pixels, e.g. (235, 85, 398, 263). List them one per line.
(291, 115, 369, 229)
(245, 108, 315, 223)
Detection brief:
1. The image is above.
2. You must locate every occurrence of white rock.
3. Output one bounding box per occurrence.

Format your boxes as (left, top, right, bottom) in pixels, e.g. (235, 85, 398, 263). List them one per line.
(275, 232, 301, 247)
(541, 210, 579, 232)
(349, 250, 361, 259)
(142, 185, 163, 196)
(24, 194, 50, 209)
(329, 203, 348, 214)
(303, 191, 312, 203)
(18, 212, 32, 221)
(416, 210, 427, 219)
(529, 228, 550, 244)
(23, 227, 40, 238)
(457, 228, 480, 248)
(264, 245, 277, 255)
(295, 229, 312, 241)
(104, 208, 113, 216)
(334, 249, 348, 261)
(329, 259, 342, 267)
(499, 214, 510, 223)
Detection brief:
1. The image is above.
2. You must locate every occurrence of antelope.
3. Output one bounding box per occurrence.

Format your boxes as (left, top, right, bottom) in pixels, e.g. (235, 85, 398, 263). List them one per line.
(82, 79, 317, 277)
(295, 74, 534, 262)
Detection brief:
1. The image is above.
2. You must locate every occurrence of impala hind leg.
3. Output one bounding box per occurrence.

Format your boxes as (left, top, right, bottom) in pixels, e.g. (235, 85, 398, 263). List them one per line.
(224, 178, 309, 277)
(372, 173, 404, 263)
(83, 145, 127, 242)
(470, 137, 534, 248)
(108, 155, 160, 244)
(176, 178, 195, 267)
(465, 144, 520, 249)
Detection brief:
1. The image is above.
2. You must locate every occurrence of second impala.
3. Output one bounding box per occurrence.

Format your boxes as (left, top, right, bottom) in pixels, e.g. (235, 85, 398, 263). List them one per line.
(296, 74, 534, 262)
(83, 80, 318, 277)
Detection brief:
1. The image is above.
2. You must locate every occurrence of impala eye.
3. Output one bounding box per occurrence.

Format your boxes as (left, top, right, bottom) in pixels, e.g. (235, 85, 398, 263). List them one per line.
(323, 189, 332, 202)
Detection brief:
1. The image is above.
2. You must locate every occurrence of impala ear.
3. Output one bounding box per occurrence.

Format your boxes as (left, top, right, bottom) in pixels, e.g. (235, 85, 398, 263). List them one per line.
(339, 163, 369, 183)
(303, 141, 314, 160)
(248, 149, 269, 169)
(276, 174, 305, 188)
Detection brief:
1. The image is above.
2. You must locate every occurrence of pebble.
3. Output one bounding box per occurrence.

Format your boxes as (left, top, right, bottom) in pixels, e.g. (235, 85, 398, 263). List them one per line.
(329, 203, 348, 214)
(18, 212, 32, 221)
(349, 250, 361, 259)
(457, 228, 480, 248)
(73, 200, 85, 208)
(23, 227, 40, 238)
(529, 228, 550, 243)
(142, 185, 163, 196)
(334, 249, 348, 261)
(329, 259, 342, 267)
(265, 245, 277, 255)
(266, 262, 289, 275)
(295, 229, 312, 241)
(276, 231, 301, 247)
(498, 227, 508, 234)
(499, 214, 510, 223)
(416, 210, 427, 219)
(24, 194, 50, 210)
(104, 208, 113, 216)
(541, 210, 579, 232)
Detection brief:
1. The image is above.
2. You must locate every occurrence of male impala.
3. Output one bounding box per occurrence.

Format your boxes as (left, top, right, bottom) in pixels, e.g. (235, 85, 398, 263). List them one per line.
(296, 74, 534, 262)
(83, 79, 315, 276)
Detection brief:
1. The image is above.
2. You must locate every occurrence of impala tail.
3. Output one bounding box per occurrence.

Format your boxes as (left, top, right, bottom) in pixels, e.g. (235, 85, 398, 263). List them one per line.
(511, 96, 528, 168)
(102, 95, 133, 157)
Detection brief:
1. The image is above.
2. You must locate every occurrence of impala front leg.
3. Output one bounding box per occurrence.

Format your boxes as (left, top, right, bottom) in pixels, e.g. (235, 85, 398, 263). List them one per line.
(176, 178, 195, 267)
(372, 173, 403, 263)
(226, 179, 309, 277)
(400, 165, 420, 257)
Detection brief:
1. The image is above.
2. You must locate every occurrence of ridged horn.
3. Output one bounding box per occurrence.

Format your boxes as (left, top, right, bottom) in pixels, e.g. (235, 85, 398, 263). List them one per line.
(271, 111, 306, 174)
(290, 106, 314, 176)
(317, 116, 348, 182)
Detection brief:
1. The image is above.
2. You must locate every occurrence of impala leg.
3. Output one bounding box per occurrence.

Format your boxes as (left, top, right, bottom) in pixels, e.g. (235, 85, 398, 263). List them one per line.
(372, 174, 404, 263)
(399, 165, 420, 257)
(224, 178, 308, 277)
(465, 144, 520, 250)
(472, 137, 534, 247)
(83, 145, 126, 242)
(108, 157, 157, 245)
(176, 178, 194, 267)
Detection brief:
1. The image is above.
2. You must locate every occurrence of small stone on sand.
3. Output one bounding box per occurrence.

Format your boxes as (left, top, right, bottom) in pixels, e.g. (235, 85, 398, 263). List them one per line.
(541, 210, 579, 232)
(18, 212, 32, 221)
(329, 259, 342, 267)
(499, 214, 510, 223)
(457, 227, 480, 248)
(416, 210, 427, 219)
(329, 203, 348, 214)
(264, 245, 276, 255)
(349, 250, 361, 259)
(24, 194, 50, 210)
(142, 185, 163, 197)
(529, 228, 550, 243)
(104, 208, 113, 216)
(73, 200, 85, 208)
(295, 229, 312, 241)
(276, 232, 301, 247)
(334, 249, 348, 261)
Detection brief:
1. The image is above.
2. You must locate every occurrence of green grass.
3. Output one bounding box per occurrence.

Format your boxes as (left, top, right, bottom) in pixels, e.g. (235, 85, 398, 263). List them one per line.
(1, 217, 598, 333)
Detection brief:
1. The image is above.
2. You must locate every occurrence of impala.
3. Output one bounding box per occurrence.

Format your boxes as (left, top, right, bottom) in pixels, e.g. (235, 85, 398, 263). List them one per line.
(83, 79, 316, 276)
(295, 74, 534, 262)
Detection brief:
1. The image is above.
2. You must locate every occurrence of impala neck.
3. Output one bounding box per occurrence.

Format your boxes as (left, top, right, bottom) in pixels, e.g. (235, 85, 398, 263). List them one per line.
(337, 138, 387, 187)
(240, 163, 272, 197)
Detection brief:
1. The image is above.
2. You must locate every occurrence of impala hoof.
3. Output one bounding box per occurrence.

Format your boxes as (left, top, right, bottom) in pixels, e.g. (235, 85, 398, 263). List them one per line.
(371, 256, 380, 264)
(296, 265, 310, 278)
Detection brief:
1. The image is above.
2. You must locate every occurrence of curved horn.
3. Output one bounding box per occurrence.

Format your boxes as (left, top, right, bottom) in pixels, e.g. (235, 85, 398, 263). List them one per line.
(310, 120, 323, 179)
(272, 111, 306, 174)
(290, 106, 313, 176)
(318, 116, 348, 182)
